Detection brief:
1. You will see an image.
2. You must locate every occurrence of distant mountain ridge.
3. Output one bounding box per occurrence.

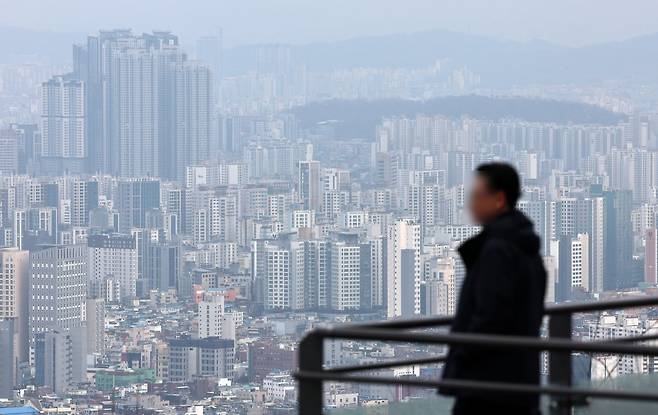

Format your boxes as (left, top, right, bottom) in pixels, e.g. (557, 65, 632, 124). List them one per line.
(0, 26, 83, 64)
(4, 25, 658, 86)
(224, 30, 658, 87)
(291, 95, 626, 138)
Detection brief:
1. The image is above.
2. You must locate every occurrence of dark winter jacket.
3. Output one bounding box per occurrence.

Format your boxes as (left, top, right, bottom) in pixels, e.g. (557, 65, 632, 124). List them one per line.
(441, 209, 547, 407)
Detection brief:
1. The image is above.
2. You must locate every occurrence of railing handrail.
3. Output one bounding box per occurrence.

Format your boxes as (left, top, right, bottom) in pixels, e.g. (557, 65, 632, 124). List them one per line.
(307, 326, 658, 356)
(295, 371, 658, 403)
(343, 295, 658, 331)
(319, 333, 658, 375)
(545, 295, 658, 314)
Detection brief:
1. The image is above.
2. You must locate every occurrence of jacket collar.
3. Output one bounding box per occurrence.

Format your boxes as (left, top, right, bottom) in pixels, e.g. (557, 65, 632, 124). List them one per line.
(458, 209, 533, 268)
(458, 231, 486, 269)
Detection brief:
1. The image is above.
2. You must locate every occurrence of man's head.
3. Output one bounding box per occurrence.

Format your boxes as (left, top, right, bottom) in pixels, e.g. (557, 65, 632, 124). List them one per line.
(469, 162, 521, 225)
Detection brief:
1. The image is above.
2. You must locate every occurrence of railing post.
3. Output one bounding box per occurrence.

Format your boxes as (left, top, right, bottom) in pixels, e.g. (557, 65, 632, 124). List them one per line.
(549, 312, 573, 415)
(299, 332, 324, 414)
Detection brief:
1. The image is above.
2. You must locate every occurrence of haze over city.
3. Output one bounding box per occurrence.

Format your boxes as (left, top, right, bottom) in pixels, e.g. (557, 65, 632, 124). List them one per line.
(1, 2, 658, 415)
(3, 0, 658, 46)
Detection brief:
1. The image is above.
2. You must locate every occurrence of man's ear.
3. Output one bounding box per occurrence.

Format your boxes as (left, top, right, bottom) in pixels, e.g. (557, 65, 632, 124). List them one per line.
(495, 192, 507, 210)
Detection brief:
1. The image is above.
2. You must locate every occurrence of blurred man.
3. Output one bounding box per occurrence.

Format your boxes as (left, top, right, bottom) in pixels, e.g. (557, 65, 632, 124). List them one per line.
(441, 163, 546, 415)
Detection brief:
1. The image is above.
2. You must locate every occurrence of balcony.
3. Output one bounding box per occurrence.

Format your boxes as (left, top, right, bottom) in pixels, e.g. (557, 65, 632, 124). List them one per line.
(295, 296, 658, 414)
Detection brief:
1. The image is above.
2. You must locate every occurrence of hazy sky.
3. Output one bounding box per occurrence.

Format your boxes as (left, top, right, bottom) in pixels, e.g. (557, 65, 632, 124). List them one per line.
(2, 0, 658, 47)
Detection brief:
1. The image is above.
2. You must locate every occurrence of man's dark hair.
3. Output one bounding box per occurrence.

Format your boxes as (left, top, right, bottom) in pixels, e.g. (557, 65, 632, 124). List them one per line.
(476, 162, 521, 208)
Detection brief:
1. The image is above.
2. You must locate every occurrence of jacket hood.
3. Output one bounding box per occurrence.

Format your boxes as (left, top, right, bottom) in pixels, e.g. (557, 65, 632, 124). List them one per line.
(458, 209, 540, 266)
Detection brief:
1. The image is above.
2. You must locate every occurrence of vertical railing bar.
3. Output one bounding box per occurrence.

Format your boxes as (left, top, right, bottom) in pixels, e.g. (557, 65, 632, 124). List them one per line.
(549, 312, 573, 415)
(298, 332, 324, 414)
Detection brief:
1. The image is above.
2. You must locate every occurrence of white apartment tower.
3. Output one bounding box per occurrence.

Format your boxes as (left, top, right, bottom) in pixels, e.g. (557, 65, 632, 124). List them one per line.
(330, 242, 361, 311)
(197, 290, 235, 340)
(289, 240, 306, 310)
(40, 75, 86, 173)
(386, 219, 421, 318)
(266, 246, 290, 310)
(570, 233, 590, 291)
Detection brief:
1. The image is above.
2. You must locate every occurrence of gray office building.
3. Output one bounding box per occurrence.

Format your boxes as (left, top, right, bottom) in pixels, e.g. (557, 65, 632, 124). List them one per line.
(145, 241, 182, 293)
(167, 337, 234, 383)
(117, 179, 161, 233)
(34, 329, 84, 395)
(29, 244, 88, 389)
(0, 318, 15, 398)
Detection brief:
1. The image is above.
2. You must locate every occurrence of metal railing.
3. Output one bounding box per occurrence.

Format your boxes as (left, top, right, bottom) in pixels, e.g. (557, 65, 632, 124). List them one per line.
(294, 296, 658, 414)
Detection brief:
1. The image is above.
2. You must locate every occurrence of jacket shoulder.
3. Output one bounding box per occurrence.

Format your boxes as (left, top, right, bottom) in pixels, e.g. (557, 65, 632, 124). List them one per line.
(480, 237, 516, 258)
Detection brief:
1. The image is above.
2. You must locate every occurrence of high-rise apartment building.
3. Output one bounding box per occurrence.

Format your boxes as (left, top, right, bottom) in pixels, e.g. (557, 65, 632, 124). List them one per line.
(298, 160, 321, 212)
(645, 228, 658, 285)
(265, 245, 290, 310)
(73, 30, 214, 179)
(553, 233, 591, 301)
(28, 245, 87, 342)
(330, 242, 361, 311)
(0, 248, 29, 363)
(117, 179, 161, 233)
(0, 129, 20, 176)
(34, 329, 75, 394)
(86, 297, 105, 356)
(593, 188, 634, 290)
(169, 62, 214, 180)
(40, 75, 86, 175)
(87, 233, 138, 300)
(144, 241, 182, 293)
(289, 240, 306, 310)
(12, 210, 26, 250)
(198, 289, 235, 340)
(29, 244, 87, 391)
(71, 180, 99, 227)
(196, 30, 223, 80)
(386, 219, 421, 318)
(0, 319, 15, 398)
(550, 196, 605, 294)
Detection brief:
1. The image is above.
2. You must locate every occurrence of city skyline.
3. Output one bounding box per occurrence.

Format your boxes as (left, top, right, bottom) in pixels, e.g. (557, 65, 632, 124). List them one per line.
(2, 5, 658, 413)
